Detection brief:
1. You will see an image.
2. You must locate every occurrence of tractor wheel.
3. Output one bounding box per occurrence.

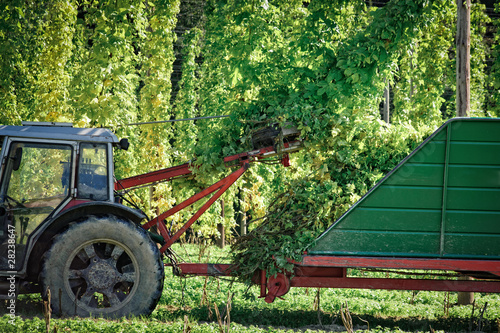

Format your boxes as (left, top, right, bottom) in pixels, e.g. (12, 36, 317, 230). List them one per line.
(41, 215, 164, 318)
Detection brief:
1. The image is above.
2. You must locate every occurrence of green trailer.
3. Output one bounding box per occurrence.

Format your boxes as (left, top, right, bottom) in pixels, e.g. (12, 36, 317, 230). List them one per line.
(309, 117, 500, 259)
(259, 118, 500, 303)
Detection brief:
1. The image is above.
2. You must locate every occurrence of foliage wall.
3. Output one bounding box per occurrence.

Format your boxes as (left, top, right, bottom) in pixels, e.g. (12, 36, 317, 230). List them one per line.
(0, 0, 498, 258)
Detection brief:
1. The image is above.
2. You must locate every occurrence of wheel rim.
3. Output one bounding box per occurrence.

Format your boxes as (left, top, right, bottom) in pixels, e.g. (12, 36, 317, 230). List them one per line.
(63, 239, 139, 313)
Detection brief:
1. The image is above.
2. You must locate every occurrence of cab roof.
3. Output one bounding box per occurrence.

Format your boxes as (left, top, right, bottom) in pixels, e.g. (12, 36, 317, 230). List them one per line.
(0, 122, 119, 144)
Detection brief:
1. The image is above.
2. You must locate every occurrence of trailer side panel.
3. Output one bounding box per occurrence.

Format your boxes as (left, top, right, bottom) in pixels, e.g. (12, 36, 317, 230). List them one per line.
(309, 118, 500, 259)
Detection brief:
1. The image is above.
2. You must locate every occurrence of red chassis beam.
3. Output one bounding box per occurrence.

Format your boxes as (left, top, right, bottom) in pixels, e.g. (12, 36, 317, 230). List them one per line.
(299, 255, 500, 276)
(260, 256, 500, 303)
(289, 275, 500, 292)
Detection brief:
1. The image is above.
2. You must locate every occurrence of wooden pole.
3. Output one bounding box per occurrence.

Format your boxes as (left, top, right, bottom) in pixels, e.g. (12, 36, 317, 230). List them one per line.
(457, 276, 474, 305)
(383, 79, 390, 123)
(456, 0, 470, 118)
(456, 0, 473, 305)
(241, 212, 247, 236)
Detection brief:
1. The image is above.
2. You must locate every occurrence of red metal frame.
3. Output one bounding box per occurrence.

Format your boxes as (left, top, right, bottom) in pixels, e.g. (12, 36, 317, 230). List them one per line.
(115, 162, 192, 191)
(258, 255, 500, 303)
(171, 255, 500, 303)
(115, 141, 300, 255)
(152, 164, 248, 254)
(299, 255, 500, 276)
(261, 272, 500, 303)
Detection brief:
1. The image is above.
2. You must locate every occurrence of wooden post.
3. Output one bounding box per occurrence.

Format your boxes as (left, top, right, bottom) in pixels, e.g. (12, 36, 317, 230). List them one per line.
(383, 79, 390, 123)
(240, 212, 247, 236)
(457, 276, 474, 305)
(456, 0, 473, 305)
(410, 46, 414, 100)
(456, 0, 470, 118)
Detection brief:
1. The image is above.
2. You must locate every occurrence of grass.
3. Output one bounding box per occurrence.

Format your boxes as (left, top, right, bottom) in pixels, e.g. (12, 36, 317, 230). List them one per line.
(1, 243, 499, 332)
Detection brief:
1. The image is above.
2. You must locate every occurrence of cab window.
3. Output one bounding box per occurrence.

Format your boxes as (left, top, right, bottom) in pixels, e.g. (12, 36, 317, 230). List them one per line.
(0, 141, 72, 269)
(77, 143, 109, 201)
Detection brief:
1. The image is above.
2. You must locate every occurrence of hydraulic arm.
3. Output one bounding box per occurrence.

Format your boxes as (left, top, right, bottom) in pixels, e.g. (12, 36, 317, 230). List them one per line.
(114, 140, 302, 254)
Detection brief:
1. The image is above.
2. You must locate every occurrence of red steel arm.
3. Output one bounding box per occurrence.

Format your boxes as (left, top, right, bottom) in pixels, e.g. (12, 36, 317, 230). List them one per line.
(142, 163, 249, 254)
(115, 162, 192, 191)
(114, 140, 301, 254)
(114, 140, 301, 191)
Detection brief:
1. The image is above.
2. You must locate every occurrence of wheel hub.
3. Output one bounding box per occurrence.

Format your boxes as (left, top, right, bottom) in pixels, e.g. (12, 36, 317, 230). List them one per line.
(86, 260, 119, 290)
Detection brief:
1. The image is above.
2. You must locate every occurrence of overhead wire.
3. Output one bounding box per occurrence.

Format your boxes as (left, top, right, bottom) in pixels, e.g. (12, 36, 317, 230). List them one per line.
(117, 115, 231, 127)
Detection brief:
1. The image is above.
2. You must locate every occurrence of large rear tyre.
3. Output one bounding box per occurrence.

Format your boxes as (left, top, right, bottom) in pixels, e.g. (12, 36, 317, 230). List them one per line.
(41, 215, 164, 318)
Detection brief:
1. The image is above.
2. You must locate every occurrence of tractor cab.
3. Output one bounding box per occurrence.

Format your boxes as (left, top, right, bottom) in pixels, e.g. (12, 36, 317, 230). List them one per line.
(0, 122, 120, 272)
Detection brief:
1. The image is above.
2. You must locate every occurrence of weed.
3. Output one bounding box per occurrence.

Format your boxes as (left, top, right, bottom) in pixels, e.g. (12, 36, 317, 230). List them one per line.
(183, 315, 191, 333)
(340, 301, 353, 333)
(42, 287, 51, 333)
(214, 292, 233, 333)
